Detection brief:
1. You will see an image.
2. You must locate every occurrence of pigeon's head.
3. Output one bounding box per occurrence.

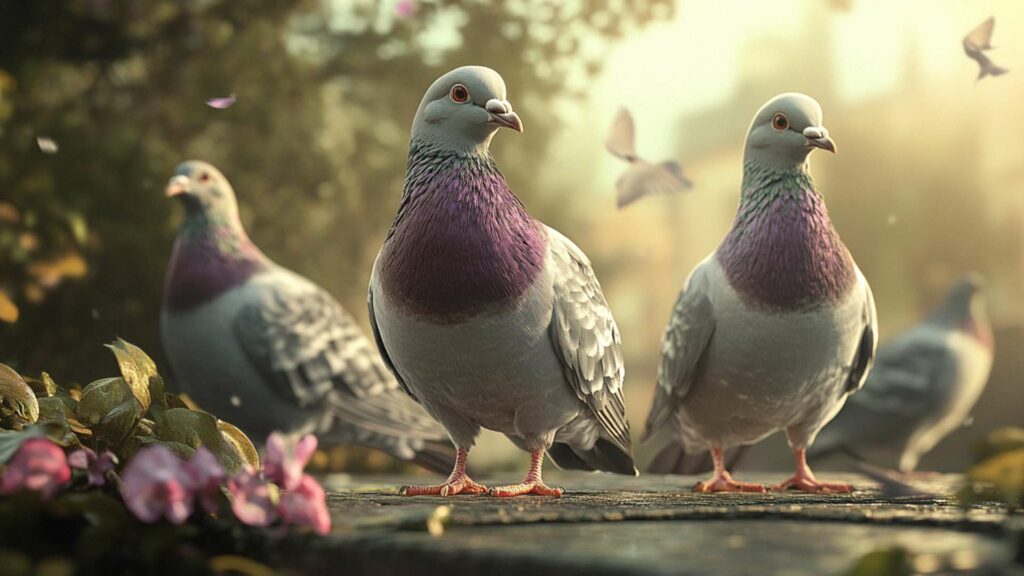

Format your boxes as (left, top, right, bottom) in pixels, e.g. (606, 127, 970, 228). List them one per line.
(165, 160, 240, 221)
(411, 65, 523, 156)
(744, 93, 836, 170)
(944, 273, 988, 317)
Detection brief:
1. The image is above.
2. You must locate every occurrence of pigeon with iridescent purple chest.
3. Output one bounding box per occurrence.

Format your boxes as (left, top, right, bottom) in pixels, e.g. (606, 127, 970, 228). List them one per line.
(811, 275, 994, 472)
(369, 66, 636, 498)
(643, 93, 877, 493)
(160, 160, 453, 474)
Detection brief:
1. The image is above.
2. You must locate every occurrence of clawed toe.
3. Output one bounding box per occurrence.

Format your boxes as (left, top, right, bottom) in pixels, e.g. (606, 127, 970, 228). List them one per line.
(773, 476, 854, 493)
(694, 476, 767, 493)
(400, 477, 488, 496)
(489, 482, 564, 498)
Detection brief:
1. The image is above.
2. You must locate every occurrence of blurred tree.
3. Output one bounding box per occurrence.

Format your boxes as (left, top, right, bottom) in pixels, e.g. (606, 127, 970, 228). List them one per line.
(0, 0, 672, 389)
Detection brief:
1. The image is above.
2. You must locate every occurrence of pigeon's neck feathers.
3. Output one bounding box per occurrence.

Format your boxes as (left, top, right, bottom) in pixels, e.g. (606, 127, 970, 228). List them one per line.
(718, 160, 856, 311)
(164, 212, 270, 312)
(378, 141, 546, 318)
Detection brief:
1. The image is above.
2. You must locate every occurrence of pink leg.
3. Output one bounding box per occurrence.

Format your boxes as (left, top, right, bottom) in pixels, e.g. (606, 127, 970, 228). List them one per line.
(400, 447, 488, 496)
(694, 447, 767, 493)
(489, 449, 564, 498)
(774, 448, 854, 493)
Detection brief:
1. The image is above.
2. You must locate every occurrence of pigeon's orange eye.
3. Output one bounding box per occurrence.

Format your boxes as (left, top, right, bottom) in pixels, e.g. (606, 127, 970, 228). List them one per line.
(771, 113, 789, 132)
(199, 172, 210, 182)
(450, 84, 470, 103)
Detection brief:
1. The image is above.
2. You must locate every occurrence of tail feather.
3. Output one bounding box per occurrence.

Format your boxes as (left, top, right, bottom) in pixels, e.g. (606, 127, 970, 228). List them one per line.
(645, 442, 749, 476)
(547, 438, 638, 476)
(409, 440, 457, 476)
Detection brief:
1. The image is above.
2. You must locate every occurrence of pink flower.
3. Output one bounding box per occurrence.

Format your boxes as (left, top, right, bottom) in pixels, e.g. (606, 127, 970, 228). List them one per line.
(68, 446, 117, 487)
(279, 474, 331, 535)
(184, 447, 225, 514)
(119, 445, 194, 524)
(228, 467, 277, 527)
(263, 432, 317, 491)
(1, 438, 71, 500)
(395, 0, 417, 17)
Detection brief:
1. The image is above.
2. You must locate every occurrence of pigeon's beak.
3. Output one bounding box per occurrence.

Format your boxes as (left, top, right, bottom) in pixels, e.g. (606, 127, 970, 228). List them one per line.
(803, 126, 836, 154)
(485, 99, 524, 133)
(165, 175, 191, 198)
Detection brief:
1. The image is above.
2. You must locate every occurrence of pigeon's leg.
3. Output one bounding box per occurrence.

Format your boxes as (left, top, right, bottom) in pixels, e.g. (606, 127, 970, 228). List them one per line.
(774, 448, 854, 493)
(489, 449, 564, 498)
(693, 446, 767, 493)
(400, 447, 488, 496)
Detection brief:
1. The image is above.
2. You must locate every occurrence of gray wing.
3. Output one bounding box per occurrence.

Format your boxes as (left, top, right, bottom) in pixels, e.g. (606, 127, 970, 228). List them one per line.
(366, 268, 416, 400)
(605, 106, 638, 161)
(812, 330, 955, 459)
(234, 275, 446, 446)
(963, 17, 995, 52)
(845, 271, 878, 395)
(547, 228, 633, 456)
(642, 259, 716, 441)
(616, 160, 693, 209)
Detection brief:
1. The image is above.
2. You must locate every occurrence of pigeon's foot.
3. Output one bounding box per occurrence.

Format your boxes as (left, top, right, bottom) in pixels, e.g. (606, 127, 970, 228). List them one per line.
(693, 471, 767, 493)
(773, 474, 854, 493)
(488, 448, 563, 498)
(489, 481, 564, 498)
(775, 447, 854, 493)
(399, 446, 487, 496)
(693, 446, 767, 493)
(400, 475, 488, 496)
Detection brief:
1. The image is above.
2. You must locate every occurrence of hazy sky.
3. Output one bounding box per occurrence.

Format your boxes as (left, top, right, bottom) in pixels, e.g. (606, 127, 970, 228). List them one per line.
(591, 0, 1020, 152)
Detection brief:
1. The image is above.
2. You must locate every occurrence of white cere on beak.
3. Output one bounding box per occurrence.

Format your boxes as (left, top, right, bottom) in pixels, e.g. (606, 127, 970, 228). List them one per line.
(803, 126, 828, 139)
(485, 99, 510, 114)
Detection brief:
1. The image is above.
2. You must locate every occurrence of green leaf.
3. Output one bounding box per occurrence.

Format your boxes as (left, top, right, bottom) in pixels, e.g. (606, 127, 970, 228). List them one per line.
(0, 363, 40, 429)
(94, 398, 142, 446)
(217, 420, 260, 470)
(135, 437, 196, 460)
(974, 427, 1024, 463)
(105, 338, 156, 411)
(844, 547, 912, 576)
(154, 408, 250, 473)
(76, 378, 132, 427)
(0, 426, 47, 464)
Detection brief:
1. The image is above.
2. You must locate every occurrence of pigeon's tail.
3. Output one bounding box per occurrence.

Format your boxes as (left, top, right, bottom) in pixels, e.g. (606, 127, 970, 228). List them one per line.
(645, 442, 749, 476)
(979, 62, 1009, 80)
(408, 439, 457, 476)
(547, 438, 638, 476)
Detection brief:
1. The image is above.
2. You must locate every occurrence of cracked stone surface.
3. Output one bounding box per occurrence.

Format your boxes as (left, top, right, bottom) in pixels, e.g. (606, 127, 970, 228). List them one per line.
(304, 472, 1021, 576)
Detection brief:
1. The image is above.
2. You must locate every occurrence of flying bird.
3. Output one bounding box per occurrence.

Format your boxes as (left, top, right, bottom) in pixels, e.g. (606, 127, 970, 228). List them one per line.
(963, 17, 1008, 81)
(811, 276, 994, 473)
(605, 107, 692, 209)
(643, 93, 877, 493)
(369, 66, 636, 498)
(160, 160, 453, 474)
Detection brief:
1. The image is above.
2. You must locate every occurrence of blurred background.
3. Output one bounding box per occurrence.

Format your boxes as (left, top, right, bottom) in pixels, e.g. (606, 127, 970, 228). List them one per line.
(1, 0, 1021, 474)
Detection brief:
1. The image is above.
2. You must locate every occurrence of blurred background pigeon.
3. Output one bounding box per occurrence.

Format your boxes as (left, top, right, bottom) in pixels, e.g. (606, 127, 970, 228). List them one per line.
(811, 275, 994, 473)
(605, 107, 693, 209)
(370, 66, 635, 498)
(963, 17, 1009, 81)
(160, 160, 454, 474)
(643, 93, 877, 493)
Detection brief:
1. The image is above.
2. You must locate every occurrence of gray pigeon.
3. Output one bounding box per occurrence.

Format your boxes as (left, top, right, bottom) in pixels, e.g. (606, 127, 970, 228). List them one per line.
(369, 66, 636, 498)
(160, 160, 454, 474)
(643, 93, 877, 493)
(605, 106, 693, 209)
(963, 17, 1008, 81)
(811, 276, 994, 472)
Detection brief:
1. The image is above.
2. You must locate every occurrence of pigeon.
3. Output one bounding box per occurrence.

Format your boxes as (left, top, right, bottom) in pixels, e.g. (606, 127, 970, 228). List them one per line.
(605, 107, 692, 209)
(160, 160, 454, 474)
(369, 66, 636, 498)
(810, 276, 994, 473)
(963, 17, 1008, 81)
(643, 93, 877, 493)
